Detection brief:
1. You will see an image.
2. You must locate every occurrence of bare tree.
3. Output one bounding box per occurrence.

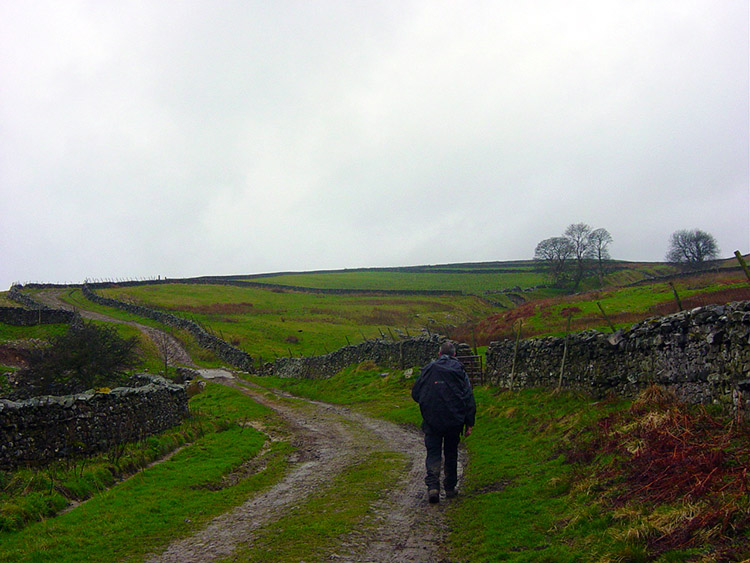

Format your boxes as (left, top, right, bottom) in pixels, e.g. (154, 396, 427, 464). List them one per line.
(666, 229, 720, 268)
(149, 328, 177, 378)
(588, 227, 613, 284)
(564, 223, 594, 290)
(534, 237, 574, 286)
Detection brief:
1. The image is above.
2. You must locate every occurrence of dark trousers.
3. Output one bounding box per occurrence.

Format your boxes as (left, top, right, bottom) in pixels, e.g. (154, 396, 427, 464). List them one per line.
(424, 426, 462, 491)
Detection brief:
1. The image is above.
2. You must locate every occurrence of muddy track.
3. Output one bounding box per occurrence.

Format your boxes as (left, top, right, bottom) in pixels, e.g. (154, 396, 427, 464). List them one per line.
(27, 288, 462, 561)
(32, 289, 195, 367)
(145, 375, 463, 562)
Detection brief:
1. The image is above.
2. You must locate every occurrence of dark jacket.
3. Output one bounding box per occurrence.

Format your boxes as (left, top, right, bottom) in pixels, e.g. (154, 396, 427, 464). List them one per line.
(411, 354, 476, 433)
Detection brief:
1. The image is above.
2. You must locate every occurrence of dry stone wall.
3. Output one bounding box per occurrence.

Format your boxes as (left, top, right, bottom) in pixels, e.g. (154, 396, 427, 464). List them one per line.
(82, 285, 255, 372)
(486, 301, 750, 414)
(0, 306, 78, 326)
(5, 286, 80, 325)
(0, 373, 188, 469)
(270, 334, 447, 378)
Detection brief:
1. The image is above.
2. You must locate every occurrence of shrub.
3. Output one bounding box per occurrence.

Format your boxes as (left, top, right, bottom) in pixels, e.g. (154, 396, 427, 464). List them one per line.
(15, 321, 139, 397)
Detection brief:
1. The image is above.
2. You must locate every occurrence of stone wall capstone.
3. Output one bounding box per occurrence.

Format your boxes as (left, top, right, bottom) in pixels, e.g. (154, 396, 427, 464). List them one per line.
(486, 301, 750, 414)
(0, 373, 188, 469)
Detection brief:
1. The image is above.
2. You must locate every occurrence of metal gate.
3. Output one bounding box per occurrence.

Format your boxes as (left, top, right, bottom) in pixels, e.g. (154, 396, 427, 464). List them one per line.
(457, 354, 484, 386)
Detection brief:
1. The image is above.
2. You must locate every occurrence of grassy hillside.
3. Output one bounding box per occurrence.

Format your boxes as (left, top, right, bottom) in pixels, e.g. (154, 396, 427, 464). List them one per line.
(85, 283, 491, 360)
(240, 260, 682, 296)
(457, 270, 750, 343)
(249, 264, 546, 297)
(91, 264, 750, 353)
(4, 258, 747, 368)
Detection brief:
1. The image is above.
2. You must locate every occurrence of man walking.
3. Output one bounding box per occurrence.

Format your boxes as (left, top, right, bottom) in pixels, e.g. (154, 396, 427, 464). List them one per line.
(411, 341, 476, 503)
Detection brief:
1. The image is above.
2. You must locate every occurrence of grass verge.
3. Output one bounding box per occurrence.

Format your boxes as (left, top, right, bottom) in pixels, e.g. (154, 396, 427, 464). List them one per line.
(245, 361, 421, 426)
(0, 382, 292, 563)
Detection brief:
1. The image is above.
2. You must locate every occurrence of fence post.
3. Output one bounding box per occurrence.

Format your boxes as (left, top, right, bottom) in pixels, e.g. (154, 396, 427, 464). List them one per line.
(557, 315, 572, 392)
(596, 302, 616, 332)
(669, 282, 683, 311)
(735, 250, 750, 282)
(509, 320, 522, 391)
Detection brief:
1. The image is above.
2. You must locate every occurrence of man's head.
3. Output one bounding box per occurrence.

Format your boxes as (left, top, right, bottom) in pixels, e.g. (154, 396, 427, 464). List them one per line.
(439, 341, 456, 357)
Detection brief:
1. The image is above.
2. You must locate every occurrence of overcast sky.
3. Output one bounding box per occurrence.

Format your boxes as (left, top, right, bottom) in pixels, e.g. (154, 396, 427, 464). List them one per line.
(1, 1, 748, 289)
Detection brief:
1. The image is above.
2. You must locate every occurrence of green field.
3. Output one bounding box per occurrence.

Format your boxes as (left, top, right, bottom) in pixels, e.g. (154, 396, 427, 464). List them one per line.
(246, 260, 683, 295)
(250, 268, 546, 296)
(95, 282, 497, 359)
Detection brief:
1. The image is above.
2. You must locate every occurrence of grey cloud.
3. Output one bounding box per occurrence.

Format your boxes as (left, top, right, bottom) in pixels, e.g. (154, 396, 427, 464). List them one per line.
(1, 1, 747, 288)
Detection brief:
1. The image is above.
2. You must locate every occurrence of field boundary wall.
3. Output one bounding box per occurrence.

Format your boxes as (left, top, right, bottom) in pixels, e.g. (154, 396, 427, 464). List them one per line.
(0, 373, 188, 469)
(486, 301, 750, 414)
(81, 285, 256, 372)
(269, 334, 450, 378)
(4, 286, 80, 325)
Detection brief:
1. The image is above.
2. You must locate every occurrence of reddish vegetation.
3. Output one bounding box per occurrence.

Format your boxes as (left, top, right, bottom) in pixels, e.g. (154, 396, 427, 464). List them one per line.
(172, 302, 256, 315)
(651, 287, 750, 316)
(0, 345, 29, 368)
(567, 387, 750, 558)
(449, 278, 750, 346)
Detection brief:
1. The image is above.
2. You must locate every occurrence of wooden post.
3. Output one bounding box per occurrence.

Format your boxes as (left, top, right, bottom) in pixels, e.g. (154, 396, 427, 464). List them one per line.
(345, 335, 351, 346)
(669, 282, 683, 311)
(509, 320, 522, 391)
(557, 315, 572, 393)
(735, 250, 750, 282)
(596, 301, 616, 332)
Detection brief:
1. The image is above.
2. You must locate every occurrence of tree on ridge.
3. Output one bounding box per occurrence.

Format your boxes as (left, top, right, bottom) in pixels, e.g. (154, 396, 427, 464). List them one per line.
(666, 229, 720, 269)
(589, 227, 613, 284)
